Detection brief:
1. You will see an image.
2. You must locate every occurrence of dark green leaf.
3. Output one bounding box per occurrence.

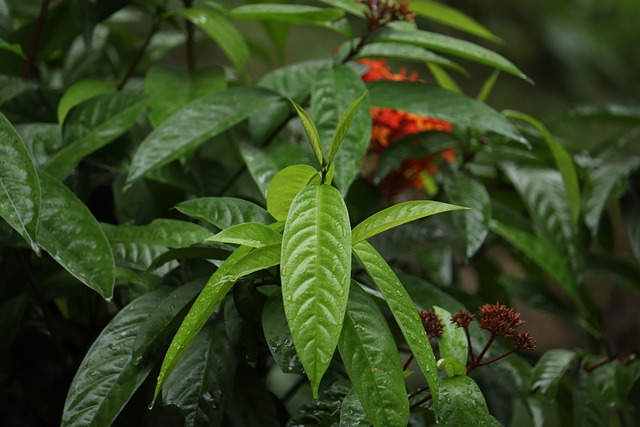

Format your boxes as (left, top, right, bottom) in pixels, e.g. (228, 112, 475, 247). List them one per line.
(352, 240, 439, 410)
(175, 196, 273, 230)
(110, 241, 176, 276)
(147, 245, 232, 272)
(281, 183, 351, 397)
(0, 113, 40, 252)
(128, 88, 281, 182)
(267, 164, 320, 221)
(287, 381, 351, 427)
(257, 59, 329, 101)
(439, 375, 495, 426)
(368, 80, 526, 144)
(45, 92, 146, 180)
(262, 290, 304, 374)
(339, 388, 369, 427)
(565, 104, 640, 124)
(311, 65, 371, 195)
(530, 349, 577, 397)
(0, 74, 37, 106)
(229, 4, 344, 24)
(622, 191, 640, 261)
(315, 0, 367, 16)
(371, 27, 529, 81)
(15, 123, 62, 167)
(239, 143, 280, 199)
(338, 282, 409, 427)
(226, 365, 280, 427)
(37, 172, 114, 298)
(0, 38, 25, 57)
(102, 219, 212, 247)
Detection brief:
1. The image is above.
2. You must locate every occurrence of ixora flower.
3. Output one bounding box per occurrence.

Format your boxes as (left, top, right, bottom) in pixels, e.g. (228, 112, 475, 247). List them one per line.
(359, 59, 455, 199)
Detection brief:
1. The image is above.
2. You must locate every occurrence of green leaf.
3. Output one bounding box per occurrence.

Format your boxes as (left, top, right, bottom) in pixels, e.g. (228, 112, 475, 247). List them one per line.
(57, 78, 115, 123)
(172, 7, 249, 72)
(311, 65, 371, 195)
(445, 175, 491, 258)
(128, 87, 280, 182)
(45, 92, 146, 180)
(427, 63, 463, 94)
(439, 375, 496, 426)
(290, 99, 323, 166)
(153, 244, 280, 402)
(226, 364, 280, 427)
(530, 349, 577, 397)
(287, 380, 351, 426)
(338, 282, 409, 427)
(257, 59, 329, 101)
(0, 113, 40, 252)
(622, 192, 640, 261)
(489, 220, 580, 305)
(238, 142, 280, 199)
(352, 42, 466, 75)
(327, 90, 368, 167)
(565, 104, 640, 124)
(61, 287, 173, 426)
(266, 164, 319, 221)
(583, 157, 640, 237)
(206, 222, 282, 248)
(371, 27, 529, 82)
(0, 38, 25, 57)
(368, 80, 527, 144)
(37, 172, 114, 298)
(102, 219, 212, 247)
(352, 240, 439, 412)
(162, 311, 236, 427)
(175, 196, 273, 229)
(147, 245, 231, 272)
(262, 290, 304, 374)
(339, 388, 369, 427)
(16, 123, 62, 168)
(110, 241, 176, 276)
(433, 306, 467, 369)
(281, 183, 351, 398)
(410, 0, 502, 43)
(229, 4, 344, 24)
(504, 111, 581, 226)
(315, 0, 367, 16)
(0, 74, 37, 106)
(352, 200, 467, 245)
(144, 64, 226, 127)
(477, 70, 500, 102)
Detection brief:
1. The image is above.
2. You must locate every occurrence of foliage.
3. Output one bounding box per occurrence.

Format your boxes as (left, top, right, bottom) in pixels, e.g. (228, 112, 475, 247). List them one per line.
(0, 0, 639, 426)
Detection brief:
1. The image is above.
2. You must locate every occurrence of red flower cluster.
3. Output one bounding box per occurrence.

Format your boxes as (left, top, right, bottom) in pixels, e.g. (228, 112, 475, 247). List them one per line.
(360, 59, 455, 198)
(357, 0, 416, 30)
(418, 309, 444, 339)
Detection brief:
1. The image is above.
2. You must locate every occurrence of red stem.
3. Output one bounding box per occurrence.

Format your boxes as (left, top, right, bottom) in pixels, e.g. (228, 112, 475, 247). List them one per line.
(22, 0, 51, 78)
(466, 334, 496, 373)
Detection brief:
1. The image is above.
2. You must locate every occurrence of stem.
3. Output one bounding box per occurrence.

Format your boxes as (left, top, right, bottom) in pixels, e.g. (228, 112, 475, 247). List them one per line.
(403, 354, 414, 370)
(584, 353, 621, 373)
(118, 14, 161, 90)
(183, 0, 196, 72)
(466, 334, 496, 373)
(22, 0, 51, 78)
(471, 347, 519, 370)
(464, 327, 475, 362)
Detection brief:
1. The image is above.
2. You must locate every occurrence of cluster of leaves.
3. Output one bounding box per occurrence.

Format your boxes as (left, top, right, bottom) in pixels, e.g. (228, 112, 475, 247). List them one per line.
(1, 0, 639, 426)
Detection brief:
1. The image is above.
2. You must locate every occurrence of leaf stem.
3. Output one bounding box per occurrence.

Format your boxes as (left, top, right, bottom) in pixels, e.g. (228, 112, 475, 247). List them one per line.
(183, 0, 197, 72)
(118, 13, 161, 90)
(22, 0, 51, 78)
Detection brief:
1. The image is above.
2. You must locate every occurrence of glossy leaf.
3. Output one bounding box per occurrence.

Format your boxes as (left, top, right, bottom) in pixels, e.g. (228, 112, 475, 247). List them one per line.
(176, 196, 273, 230)
(239, 143, 280, 199)
(0, 113, 40, 252)
(266, 164, 319, 221)
(352, 42, 466, 75)
(368, 80, 527, 145)
(128, 88, 281, 182)
(352, 240, 439, 411)
(281, 183, 351, 398)
(0, 74, 37, 106)
(147, 245, 232, 272)
(583, 157, 640, 236)
(339, 388, 369, 427)
(530, 349, 577, 397)
(315, 0, 367, 16)
(37, 172, 114, 298)
(162, 312, 236, 427)
(410, 0, 502, 43)
(504, 111, 581, 226)
(290, 99, 323, 166)
(206, 222, 282, 248)
(427, 63, 463, 94)
(371, 27, 529, 81)
(110, 241, 176, 276)
(16, 123, 62, 167)
(262, 290, 304, 374)
(229, 4, 344, 24)
(61, 287, 173, 426)
(102, 219, 212, 247)
(311, 65, 371, 195)
(338, 282, 409, 427)
(445, 175, 491, 258)
(57, 78, 115, 123)
(352, 200, 467, 245)
(172, 7, 249, 72)
(153, 243, 281, 402)
(439, 375, 496, 426)
(257, 59, 329, 101)
(45, 92, 146, 180)
(287, 382, 350, 426)
(433, 306, 467, 369)
(327, 90, 368, 167)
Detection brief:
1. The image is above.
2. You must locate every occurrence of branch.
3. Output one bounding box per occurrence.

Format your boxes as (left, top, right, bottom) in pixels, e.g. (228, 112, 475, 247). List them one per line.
(22, 0, 51, 78)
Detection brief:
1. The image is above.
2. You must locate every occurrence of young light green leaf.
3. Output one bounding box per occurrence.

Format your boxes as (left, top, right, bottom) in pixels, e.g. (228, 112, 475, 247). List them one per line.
(439, 375, 496, 426)
(229, 4, 344, 24)
(433, 306, 467, 370)
(427, 63, 463, 94)
(352, 200, 467, 245)
(327, 90, 368, 167)
(175, 196, 273, 229)
(57, 79, 115, 124)
(61, 287, 174, 427)
(338, 282, 409, 427)
(128, 87, 281, 182)
(504, 110, 581, 227)
(37, 172, 114, 299)
(102, 219, 212, 247)
(172, 7, 249, 72)
(477, 70, 500, 102)
(262, 291, 304, 374)
(290, 98, 323, 166)
(45, 92, 147, 180)
(0, 113, 40, 253)
(281, 183, 351, 398)
(206, 222, 282, 248)
(368, 81, 527, 145)
(266, 164, 320, 221)
(352, 240, 439, 412)
(530, 349, 577, 397)
(312, 65, 371, 195)
(153, 243, 281, 403)
(371, 27, 529, 82)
